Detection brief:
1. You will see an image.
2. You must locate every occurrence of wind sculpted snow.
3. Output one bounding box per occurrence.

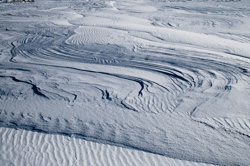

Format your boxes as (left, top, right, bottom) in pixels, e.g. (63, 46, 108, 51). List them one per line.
(0, 127, 215, 166)
(0, 0, 250, 165)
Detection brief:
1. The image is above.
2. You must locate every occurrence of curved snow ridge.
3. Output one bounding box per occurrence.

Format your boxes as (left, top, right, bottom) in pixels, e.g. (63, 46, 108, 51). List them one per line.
(1, 0, 250, 165)
(0, 61, 186, 115)
(3, 27, 250, 165)
(0, 127, 215, 166)
(68, 13, 250, 58)
(8, 31, 250, 114)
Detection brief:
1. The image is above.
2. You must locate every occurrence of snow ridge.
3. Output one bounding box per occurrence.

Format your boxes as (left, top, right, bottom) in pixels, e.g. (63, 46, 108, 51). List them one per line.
(1, 0, 250, 165)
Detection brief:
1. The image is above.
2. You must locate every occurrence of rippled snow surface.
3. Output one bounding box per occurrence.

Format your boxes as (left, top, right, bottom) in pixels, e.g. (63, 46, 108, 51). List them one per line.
(0, 0, 250, 165)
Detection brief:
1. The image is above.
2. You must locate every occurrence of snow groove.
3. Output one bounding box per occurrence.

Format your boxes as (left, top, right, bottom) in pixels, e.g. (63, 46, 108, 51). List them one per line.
(194, 117, 250, 139)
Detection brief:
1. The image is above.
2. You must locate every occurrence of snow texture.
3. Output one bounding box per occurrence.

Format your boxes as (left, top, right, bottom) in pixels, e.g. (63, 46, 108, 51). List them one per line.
(0, 0, 250, 165)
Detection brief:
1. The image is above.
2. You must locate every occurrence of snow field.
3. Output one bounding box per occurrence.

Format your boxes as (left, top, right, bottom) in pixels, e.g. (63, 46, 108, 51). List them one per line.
(1, 0, 250, 165)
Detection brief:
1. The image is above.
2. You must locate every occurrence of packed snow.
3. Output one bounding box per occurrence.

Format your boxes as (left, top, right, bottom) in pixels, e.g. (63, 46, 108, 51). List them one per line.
(0, 0, 250, 165)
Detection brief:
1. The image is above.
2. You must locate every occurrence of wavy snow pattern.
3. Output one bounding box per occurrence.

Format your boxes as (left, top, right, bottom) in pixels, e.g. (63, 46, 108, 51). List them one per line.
(0, 127, 215, 166)
(1, 0, 250, 165)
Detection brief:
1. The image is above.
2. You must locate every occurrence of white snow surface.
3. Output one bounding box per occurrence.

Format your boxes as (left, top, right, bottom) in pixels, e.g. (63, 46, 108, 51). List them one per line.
(0, 0, 250, 165)
(0, 127, 215, 166)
